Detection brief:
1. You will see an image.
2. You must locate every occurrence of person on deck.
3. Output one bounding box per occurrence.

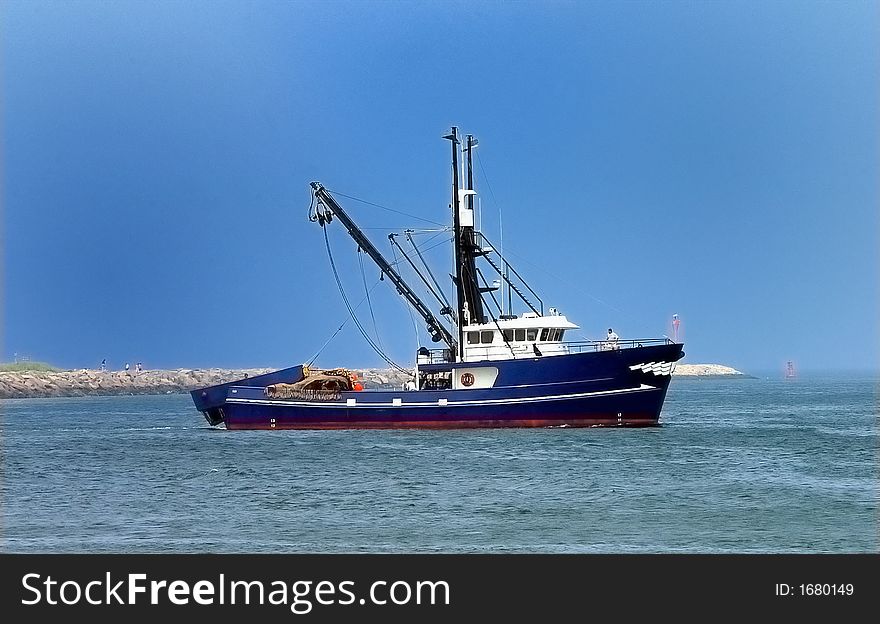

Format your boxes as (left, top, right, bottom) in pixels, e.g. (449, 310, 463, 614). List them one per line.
(605, 328, 619, 350)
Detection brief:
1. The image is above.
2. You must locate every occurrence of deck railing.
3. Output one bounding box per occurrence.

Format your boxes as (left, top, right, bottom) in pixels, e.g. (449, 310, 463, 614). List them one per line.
(420, 338, 674, 364)
(559, 338, 673, 354)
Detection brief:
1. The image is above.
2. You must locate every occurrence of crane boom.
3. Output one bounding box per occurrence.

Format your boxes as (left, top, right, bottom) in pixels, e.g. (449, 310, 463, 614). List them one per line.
(310, 182, 457, 351)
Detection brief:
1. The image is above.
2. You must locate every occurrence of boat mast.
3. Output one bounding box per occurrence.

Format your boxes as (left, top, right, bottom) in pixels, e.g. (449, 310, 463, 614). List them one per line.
(445, 128, 465, 361)
(444, 128, 486, 362)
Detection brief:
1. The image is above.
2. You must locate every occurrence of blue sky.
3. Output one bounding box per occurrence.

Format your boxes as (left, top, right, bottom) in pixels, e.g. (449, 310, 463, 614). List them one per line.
(2, 0, 877, 373)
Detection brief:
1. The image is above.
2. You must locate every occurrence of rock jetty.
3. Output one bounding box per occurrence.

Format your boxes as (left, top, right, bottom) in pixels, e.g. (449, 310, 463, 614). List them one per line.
(0, 362, 751, 400)
(673, 363, 751, 378)
(0, 368, 273, 400)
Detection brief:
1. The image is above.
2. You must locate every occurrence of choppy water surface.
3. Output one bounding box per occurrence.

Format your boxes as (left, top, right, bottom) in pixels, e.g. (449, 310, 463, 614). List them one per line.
(1, 375, 877, 552)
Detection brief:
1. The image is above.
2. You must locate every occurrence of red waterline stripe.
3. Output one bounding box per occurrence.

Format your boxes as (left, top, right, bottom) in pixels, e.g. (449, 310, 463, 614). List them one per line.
(224, 416, 659, 430)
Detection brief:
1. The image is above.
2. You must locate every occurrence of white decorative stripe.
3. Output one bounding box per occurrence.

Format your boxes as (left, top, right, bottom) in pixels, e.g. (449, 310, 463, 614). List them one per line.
(226, 384, 658, 409)
(629, 361, 676, 376)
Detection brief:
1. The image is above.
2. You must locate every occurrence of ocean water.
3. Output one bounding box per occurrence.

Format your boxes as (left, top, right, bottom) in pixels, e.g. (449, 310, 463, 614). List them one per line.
(1, 375, 877, 553)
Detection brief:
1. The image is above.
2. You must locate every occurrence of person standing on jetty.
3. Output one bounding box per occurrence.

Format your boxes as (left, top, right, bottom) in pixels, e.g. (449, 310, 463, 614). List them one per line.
(100, 358, 106, 372)
(124, 363, 130, 373)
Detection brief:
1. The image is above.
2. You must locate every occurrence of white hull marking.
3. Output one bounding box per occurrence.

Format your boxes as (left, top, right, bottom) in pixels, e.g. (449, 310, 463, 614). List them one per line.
(226, 383, 658, 409)
(629, 361, 676, 376)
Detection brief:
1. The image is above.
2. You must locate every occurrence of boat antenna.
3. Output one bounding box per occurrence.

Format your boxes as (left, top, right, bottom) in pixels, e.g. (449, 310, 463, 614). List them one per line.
(466, 133, 478, 220)
(475, 269, 517, 359)
(475, 149, 512, 316)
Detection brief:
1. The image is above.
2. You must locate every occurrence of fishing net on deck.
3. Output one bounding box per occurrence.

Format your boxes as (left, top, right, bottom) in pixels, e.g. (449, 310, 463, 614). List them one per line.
(265, 368, 355, 401)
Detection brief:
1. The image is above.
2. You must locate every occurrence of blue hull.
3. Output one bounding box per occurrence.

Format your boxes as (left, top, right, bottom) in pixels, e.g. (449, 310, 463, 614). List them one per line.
(191, 343, 684, 429)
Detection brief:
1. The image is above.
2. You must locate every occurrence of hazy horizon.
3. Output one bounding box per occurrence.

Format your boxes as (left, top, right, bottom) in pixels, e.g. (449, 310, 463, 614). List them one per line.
(2, 1, 878, 374)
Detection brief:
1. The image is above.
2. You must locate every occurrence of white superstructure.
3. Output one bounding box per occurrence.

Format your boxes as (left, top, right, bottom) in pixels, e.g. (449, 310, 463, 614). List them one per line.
(459, 311, 579, 362)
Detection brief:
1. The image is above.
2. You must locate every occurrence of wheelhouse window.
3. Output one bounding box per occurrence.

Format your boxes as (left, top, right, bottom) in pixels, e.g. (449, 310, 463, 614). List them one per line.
(514, 329, 526, 341)
(467, 331, 480, 345)
(480, 330, 494, 344)
(540, 328, 549, 341)
(503, 329, 514, 342)
(557, 330, 565, 341)
(526, 328, 538, 341)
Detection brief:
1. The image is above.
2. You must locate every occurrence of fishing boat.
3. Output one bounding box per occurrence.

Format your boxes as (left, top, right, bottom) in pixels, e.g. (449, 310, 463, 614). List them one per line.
(191, 127, 684, 429)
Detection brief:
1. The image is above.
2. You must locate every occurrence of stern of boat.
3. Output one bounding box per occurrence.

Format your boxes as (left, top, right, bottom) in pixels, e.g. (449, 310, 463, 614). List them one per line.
(190, 365, 307, 426)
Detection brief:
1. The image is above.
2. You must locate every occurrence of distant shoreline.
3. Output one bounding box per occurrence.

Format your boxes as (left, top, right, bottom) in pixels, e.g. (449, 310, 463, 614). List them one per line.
(0, 362, 753, 400)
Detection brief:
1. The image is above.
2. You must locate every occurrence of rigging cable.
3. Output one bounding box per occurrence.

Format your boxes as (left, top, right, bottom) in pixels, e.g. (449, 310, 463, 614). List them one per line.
(475, 151, 501, 214)
(324, 188, 446, 227)
(389, 233, 452, 316)
(310, 233, 451, 364)
(322, 226, 411, 376)
(475, 151, 636, 324)
(309, 188, 458, 369)
(501, 244, 632, 320)
(405, 230, 452, 312)
(390, 244, 422, 353)
(476, 268, 517, 359)
(357, 248, 384, 351)
(307, 278, 383, 366)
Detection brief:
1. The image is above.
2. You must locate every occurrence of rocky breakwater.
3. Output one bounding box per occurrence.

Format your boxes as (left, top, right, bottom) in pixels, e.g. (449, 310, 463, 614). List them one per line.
(673, 364, 753, 378)
(0, 368, 273, 399)
(0, 362, 754, 399)
(357, 368, 413, 390)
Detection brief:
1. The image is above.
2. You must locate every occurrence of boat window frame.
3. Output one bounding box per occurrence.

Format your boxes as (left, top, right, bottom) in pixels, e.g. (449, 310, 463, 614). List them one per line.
(526, 328, 538, 342)
(480, 330, 494, 344)
(540, 328, 549, 342)
(467, 331, 480, 345)
(514, 328, 526, 342)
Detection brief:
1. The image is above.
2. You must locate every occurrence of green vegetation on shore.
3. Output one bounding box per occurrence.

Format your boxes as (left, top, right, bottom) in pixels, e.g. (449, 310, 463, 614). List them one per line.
(0, 361, 62, 373)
